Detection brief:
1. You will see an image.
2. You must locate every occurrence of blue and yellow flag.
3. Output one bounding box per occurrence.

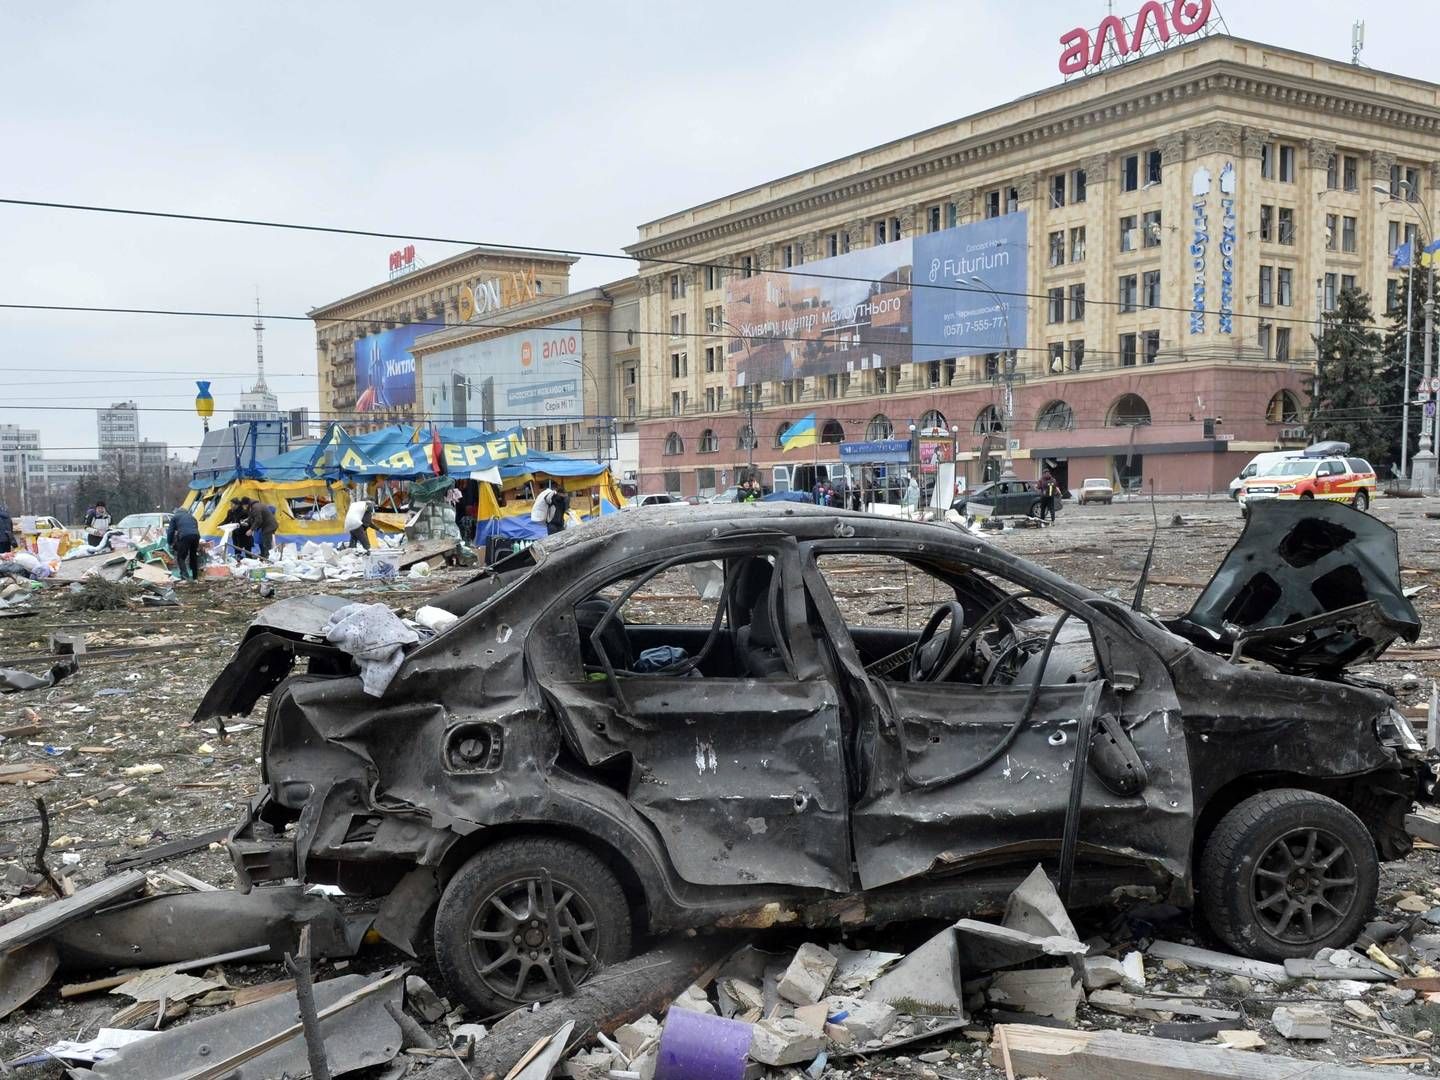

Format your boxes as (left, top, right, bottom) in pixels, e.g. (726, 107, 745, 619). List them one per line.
(780, 414, 818, 452)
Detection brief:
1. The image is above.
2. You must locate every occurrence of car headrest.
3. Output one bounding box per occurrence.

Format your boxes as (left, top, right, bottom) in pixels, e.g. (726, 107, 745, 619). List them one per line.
(575, 598, 632, 671)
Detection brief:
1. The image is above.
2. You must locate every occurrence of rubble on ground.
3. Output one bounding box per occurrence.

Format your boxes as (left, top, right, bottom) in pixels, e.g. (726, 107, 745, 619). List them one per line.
(3, 500, 1440, 1077)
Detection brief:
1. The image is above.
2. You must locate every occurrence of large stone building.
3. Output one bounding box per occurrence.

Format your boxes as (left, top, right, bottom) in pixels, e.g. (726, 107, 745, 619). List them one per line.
(410, 279, 641, 473)
(624, 33, 1440, 497)
(310, 246, 578, 427)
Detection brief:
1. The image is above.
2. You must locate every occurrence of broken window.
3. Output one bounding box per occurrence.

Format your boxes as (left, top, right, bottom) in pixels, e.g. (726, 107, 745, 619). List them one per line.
(572, 555, 794, 680)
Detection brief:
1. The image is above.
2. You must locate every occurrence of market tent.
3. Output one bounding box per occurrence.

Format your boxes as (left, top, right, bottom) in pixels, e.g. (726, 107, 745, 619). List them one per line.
(182, 478, 402, 547)
(474, 458, 626, 545)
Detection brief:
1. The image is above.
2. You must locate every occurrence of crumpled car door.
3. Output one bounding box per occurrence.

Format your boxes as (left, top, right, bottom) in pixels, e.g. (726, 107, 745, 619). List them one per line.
(1170, 499, 1420, 674)
(542, 539, 852, 893)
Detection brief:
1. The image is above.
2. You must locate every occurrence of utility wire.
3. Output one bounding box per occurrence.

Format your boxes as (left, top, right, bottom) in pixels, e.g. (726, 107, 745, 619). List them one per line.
(0, 197, 1422, 334)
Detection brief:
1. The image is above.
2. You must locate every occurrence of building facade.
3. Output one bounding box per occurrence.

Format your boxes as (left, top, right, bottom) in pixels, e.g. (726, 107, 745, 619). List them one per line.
(310, 247, 578, 427)
(97, 401, 139, 473)
(624, 35, 1440, 497)
(0, 425, 42, 512)
(410, 279, 641, 473)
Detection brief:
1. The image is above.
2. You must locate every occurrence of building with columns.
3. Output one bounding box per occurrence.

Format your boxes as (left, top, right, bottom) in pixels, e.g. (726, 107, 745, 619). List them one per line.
(310, 247, 578, 427)
(625, 34, 1440, 497)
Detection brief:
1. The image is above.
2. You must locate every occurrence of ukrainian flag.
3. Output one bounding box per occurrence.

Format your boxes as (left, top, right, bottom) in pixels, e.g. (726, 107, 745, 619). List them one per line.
(780, 413, 818, 452)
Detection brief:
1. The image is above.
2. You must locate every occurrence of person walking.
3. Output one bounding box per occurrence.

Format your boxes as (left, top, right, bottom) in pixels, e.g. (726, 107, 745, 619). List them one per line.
(0, 502, 13, 555)
(247, 499, 279, 560)
(531, 482, 569, 535)
(84, 501, 112, 548)
(1039, 470, 1061, 524)
(344, 498, 375, 551)
(166, 505, 201, 580)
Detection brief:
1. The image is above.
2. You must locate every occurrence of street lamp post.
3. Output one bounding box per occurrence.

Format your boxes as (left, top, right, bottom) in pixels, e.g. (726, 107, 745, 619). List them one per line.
(968, 276, 1018, 472)
(1375, 182, 1436, 491)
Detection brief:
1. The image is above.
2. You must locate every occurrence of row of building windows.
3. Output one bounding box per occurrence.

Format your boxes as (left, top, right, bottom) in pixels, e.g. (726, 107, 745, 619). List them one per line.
(662, 388, 1304, 459)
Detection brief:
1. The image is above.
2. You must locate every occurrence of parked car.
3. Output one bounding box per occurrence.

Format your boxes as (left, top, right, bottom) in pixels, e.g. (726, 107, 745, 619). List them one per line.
(1077, 478, 1115, 505)
(709, 488, 741, 504)
(19, 515, 66, 534)
(951, 479, 1043, 521)
(626, 494, 686, 509)
(1239, 455, 1377, 513)
(111, 512, 172, 537)
(199, 501, 1426, 1015)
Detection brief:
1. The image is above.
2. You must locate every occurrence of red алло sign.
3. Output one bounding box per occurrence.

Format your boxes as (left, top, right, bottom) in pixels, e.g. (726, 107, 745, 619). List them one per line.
(1059, 0, 1213, 76)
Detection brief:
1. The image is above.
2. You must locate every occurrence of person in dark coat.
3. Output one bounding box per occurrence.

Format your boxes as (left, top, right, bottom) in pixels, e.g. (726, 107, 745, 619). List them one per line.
(224, 498, 252, 559)
(166, 507, 202, 580)
(0, 503, 13, 555)
(247, 500, 279, 560)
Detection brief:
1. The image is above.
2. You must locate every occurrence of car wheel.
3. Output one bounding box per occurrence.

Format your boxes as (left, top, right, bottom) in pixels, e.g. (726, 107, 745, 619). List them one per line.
(1028, 501, 1043, 518)
(434, 837, 632, 1016)
(1300, 491, 1314, 500)
(1200, 789, 1377, 961)
(1353, 490, 1370, 512)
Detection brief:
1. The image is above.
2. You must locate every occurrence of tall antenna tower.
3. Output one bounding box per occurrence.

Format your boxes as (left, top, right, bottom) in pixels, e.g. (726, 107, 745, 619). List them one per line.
(252, 290, 268, 392)
(1351, 20, 1365, 65)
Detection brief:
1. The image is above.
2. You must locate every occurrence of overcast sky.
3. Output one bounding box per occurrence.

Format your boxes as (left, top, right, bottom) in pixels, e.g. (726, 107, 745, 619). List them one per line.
(1, 1, 1430, 457)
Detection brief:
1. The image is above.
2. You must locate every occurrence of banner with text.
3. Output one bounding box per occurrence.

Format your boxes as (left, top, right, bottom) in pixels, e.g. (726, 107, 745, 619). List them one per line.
(355, 321, 431, 411)
(724, 213, 1027, 385)
(422, 319, 583, 425)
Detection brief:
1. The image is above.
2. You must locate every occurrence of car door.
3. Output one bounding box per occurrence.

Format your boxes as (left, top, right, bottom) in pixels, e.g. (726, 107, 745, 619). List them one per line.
(540, 537, 853, 892)
(800, 538, 1191, 892)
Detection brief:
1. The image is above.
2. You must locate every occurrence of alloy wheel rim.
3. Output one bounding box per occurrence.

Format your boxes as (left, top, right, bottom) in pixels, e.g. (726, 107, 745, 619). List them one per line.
(1250, 826, 1357, 944)
(468, 876, 600, 1004)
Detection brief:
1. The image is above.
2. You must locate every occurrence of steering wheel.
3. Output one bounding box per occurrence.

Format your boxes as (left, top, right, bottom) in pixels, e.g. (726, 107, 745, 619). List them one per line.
(909, 602, 967, 682)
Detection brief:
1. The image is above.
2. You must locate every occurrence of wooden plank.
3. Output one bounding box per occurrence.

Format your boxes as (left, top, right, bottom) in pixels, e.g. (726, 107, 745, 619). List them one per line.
(1086, 990, 1240, 1022)
(1146, 941, 1288, 983)
(1397, 975, 1440, 992)
(0, 870, 147, 954)
(1405, 810, 1440, 847)
(990, 1023, 1429, 1080)
(105, 827, 231, 873)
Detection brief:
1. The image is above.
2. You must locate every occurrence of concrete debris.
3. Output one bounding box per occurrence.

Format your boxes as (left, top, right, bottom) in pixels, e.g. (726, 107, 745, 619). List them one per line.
(777, 943, 839, 1006)
(829, 945, 903, 992)
(1343, 998, 1378, 1022)
(615, 1013, 662, 1059)
(1145, 940, 1288, 983)
(1087, 989, 1240, 1023)
(671, 983, 718, 1014)
(1272, 1004, 1332, 1040)
(954, 917, 1087, 973)
(749, 1017, 826, 1067)
(716, 977, 764, 1021)
(563, 1047, 616, 1079)
(1081, 955, 1126, 991)
(1004, 864, 1081, 941)
(987, 968, 1084, 1022)
(404, 974, 447, 1023)
(1217, 1029, 1266, 1051)
(866, 924, 964, 1017)
(823, 997, 897, 1042)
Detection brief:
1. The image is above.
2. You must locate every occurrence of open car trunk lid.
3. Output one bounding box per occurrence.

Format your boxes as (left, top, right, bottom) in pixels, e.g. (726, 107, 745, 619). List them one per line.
(1166, 500, 1420, 675)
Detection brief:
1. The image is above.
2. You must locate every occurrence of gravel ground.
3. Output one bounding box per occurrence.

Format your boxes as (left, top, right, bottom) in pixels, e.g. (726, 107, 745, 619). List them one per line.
(2, 498, 1439, 1077)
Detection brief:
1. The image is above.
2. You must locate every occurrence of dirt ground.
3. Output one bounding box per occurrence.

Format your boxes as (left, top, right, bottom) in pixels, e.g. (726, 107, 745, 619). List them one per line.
(3, 496, 1440, 1076)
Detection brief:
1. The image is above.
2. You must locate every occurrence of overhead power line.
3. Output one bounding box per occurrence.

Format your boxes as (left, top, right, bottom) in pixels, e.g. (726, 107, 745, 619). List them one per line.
(0, 197, 1421, 334)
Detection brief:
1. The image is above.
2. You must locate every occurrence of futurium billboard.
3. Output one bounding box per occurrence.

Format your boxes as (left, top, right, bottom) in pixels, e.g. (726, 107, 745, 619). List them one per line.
(354, 321, 430, 411)
(723, 213, 1027, 386)
(422, 319, 583, 427)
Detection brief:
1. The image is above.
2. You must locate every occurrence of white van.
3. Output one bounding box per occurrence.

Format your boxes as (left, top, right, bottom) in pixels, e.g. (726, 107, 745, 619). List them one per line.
(1229, 451, 1305, 499)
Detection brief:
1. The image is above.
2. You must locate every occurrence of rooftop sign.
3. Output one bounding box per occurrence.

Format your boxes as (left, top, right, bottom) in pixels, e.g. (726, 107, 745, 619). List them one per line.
(1059, 0, 1221, 78)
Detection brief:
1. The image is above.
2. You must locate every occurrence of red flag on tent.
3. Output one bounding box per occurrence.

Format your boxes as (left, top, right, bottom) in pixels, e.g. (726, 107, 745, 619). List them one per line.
(430, 423, 443, 475)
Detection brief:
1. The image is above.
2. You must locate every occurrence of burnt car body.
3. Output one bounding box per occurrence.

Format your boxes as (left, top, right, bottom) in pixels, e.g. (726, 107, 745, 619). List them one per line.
(198, 501, 1427, 1014)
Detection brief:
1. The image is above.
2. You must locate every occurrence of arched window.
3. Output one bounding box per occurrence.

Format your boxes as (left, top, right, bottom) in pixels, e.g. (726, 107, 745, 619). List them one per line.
(663, 432, 684, 456)
(1035, 400, 1075, 432)
(820, 419, 845, 444)
(866, 414, 893, 440)
(774, 421, 791, 448)
(737, 425, 757, 450)
(973, 405, 1006, 434)
(918, 409, 947, 432)
(1266, 390, 1301, 424)
(1107, 393, 1152, 427)
(698, 429, 718, 453)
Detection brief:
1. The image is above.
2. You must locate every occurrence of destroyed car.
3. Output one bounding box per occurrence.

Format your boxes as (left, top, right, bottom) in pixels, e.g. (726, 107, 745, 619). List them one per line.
(197, 500, 1427, 1015)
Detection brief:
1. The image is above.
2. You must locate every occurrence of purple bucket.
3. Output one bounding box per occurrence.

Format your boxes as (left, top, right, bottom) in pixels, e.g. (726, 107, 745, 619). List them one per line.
(653, 1007, 753, 1080)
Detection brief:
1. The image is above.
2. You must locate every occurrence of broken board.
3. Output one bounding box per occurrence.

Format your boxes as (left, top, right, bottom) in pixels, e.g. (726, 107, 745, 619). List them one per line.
(992, 1023, 1428, 1079)
(0, 870, 147, 954)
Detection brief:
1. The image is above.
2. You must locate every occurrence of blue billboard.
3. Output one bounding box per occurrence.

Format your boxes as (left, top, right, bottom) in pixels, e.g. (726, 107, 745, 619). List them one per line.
(723, 213, 1028, 386)
(355, 321, 429, 412)
(912, 212, 1028, 361)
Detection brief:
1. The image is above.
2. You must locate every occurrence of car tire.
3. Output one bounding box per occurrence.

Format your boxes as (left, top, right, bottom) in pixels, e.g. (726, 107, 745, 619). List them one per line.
(1353, 490, 1370, 511)
(1028, 501, 1043, 518)
(1200, 789, 1377, 961)
(434, 837, 632, 1016)
(1300, 491, 1314, 500)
